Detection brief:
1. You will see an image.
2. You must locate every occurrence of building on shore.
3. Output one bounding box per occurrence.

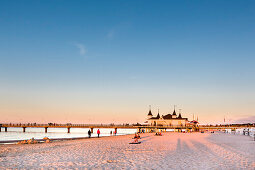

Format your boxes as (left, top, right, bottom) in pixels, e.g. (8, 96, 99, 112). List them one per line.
(146, 107, 188, 127)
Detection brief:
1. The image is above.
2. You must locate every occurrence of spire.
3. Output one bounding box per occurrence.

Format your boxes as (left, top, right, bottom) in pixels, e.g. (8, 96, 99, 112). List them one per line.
(178, 109, 182, 118)
(156, 113, 160, 119)
(156, 109, 160, 119)
(147, 105, 153, 116)
(178, 114, 182, 118)
(172, 105, 177, 115)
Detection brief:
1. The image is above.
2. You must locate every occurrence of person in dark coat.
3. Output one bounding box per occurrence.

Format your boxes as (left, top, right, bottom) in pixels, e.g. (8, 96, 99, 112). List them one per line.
(88, 129, 91, 138)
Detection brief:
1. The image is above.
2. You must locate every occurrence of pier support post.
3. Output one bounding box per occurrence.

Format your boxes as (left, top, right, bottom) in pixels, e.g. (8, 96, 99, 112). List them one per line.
(91, 128, 93, 133)
(23, 127, 26, 132)
(0, 127, 1, 132)
(67, 127, 70, 133)
(115, 128, 117, 134)
(5, 127, 7, 132)
(45, 127, 48, 133)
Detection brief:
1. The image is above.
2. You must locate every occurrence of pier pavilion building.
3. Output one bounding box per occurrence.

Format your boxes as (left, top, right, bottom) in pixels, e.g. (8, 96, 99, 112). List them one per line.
(147, 108, 188, 127)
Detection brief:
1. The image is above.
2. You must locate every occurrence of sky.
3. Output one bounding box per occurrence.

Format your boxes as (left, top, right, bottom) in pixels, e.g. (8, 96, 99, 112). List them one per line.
(0, 0, 255, 125)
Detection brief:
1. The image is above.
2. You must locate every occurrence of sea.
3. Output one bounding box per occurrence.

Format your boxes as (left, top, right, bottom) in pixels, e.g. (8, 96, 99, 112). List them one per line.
(0, 127, 137, 143)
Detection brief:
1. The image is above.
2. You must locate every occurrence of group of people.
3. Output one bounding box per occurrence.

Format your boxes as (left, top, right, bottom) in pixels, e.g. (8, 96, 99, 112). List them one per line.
(134, 133, 141, 139)
(110, 130, 117, 135)
(155, 132, 162, 136)
(132, 133, 141, 143)
(87, 129, 117, 138)
(87, 129, 100, 138)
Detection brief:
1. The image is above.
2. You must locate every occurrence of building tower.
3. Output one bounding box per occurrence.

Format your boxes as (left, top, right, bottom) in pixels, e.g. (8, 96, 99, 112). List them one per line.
(172, 105, 177, 118)
(156, 109, 160, 119)
(147, 105, 153, 119)
(178, 109, 182, 118)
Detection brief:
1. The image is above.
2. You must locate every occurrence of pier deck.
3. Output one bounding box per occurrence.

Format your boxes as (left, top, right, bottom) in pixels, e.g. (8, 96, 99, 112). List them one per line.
(0, 123, 253, 133)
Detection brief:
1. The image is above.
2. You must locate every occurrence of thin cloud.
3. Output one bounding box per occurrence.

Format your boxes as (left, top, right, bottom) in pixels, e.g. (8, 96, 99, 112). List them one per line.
(74, 43, 86, 56)
(106, 22, 132, 40)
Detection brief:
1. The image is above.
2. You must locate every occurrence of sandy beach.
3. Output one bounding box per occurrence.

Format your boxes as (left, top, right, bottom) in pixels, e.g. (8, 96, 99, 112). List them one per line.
(0, 132, 254, 169)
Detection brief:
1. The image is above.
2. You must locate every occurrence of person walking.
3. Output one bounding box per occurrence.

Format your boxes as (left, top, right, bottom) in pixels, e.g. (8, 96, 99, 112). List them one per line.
(88, 129, 91, 138)
(97, 129, 100, 138)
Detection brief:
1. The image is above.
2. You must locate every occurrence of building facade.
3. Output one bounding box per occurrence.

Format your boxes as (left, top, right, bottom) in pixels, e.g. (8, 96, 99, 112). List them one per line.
(147, 108, 188, 127)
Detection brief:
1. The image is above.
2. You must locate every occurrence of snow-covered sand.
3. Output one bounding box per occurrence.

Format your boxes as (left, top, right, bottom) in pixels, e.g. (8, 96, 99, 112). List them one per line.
(0, 132, 254, 169)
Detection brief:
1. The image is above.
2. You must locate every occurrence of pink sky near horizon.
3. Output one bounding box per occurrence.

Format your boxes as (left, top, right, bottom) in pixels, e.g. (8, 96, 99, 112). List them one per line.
(1, 80, 254, 125)
(1, 103, 254, 125)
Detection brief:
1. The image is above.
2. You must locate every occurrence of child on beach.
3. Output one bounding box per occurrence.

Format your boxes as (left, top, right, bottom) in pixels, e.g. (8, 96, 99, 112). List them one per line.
(133, 133, 141, 139)
(137, 133, 140, 139)
(134, 133, 138, 139)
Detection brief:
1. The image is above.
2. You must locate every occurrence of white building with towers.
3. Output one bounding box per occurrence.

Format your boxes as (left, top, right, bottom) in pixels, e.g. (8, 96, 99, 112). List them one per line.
(146, 106, 188, 127)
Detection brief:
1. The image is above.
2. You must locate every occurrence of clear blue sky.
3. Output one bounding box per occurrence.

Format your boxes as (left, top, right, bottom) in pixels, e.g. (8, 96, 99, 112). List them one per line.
(0, 0, 254, 124)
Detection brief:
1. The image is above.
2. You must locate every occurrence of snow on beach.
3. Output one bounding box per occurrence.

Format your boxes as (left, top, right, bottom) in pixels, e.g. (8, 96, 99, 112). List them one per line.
(0, 132, 254, 169)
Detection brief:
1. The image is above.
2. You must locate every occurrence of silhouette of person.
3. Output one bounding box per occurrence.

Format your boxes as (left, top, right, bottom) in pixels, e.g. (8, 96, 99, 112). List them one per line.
(88, 129, 91, 138)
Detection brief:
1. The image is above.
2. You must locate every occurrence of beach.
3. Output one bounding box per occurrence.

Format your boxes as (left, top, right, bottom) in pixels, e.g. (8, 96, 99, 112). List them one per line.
(0, 132, 254, 169)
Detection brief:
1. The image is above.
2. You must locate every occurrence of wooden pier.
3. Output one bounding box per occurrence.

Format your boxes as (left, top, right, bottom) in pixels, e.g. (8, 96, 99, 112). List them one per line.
(0, 123, 129, 133)
(0, 123, 253, 133)
(0, 123, 196, 133)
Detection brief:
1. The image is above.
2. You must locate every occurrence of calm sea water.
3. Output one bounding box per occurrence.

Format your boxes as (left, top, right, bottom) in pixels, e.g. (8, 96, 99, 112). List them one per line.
(0, 127, 137, 142)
